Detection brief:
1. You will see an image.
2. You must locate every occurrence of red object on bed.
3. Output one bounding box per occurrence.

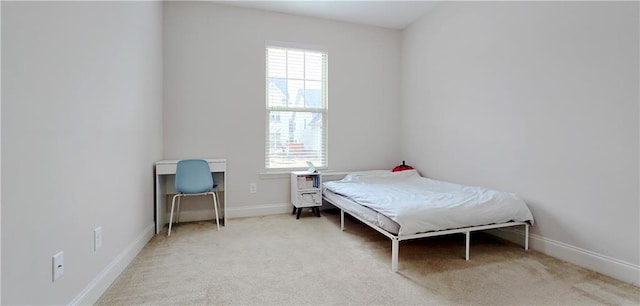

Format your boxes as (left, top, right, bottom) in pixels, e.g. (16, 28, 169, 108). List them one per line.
(392, 161, 414, 172)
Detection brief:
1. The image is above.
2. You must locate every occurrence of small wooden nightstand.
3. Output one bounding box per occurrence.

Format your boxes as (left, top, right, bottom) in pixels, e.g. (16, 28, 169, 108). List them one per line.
(290, 171, 322, 219)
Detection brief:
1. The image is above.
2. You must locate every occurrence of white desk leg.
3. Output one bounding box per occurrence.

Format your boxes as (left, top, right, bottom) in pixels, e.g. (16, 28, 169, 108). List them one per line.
(155, 173, 168, 235)
(223, 172, 227, 226)
(155, 174, 161, 234)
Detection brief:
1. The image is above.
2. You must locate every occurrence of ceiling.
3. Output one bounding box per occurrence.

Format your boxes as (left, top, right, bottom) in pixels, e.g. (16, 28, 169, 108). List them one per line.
(220, 1, 439, 30)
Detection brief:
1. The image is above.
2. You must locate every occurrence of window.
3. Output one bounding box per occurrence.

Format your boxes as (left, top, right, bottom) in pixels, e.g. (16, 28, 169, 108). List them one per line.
(265, 42, 328, 170)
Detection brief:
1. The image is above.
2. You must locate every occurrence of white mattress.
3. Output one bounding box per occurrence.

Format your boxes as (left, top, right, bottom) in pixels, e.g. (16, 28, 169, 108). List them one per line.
(323, 170, 534, 236)
(323, 187, 400, 235)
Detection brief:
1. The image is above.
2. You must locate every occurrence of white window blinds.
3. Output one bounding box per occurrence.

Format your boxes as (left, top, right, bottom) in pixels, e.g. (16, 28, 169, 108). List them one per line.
(265, 42, 328, 170)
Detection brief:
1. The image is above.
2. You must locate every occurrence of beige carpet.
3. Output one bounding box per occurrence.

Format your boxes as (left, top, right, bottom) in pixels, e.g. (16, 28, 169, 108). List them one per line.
(97, 210, 640, 305)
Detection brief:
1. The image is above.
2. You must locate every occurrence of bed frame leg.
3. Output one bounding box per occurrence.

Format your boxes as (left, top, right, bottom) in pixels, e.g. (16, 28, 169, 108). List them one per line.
(340, 210, 344, 231)
(524, 224, 529, 251)
(465, 231, 470, 261)
(391, 238, 399, 272)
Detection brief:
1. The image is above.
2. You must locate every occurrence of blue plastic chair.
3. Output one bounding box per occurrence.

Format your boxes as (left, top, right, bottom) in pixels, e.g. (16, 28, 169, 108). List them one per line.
(168, 159, 219, 236)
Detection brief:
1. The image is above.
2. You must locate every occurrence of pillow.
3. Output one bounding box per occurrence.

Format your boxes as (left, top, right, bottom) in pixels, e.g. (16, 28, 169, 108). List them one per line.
(342, 170, 391, 181)
(390, 169, 419, 178)
(342, 169, 420, 182)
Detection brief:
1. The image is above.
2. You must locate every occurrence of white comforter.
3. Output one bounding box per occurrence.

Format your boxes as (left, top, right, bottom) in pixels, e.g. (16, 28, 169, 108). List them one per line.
(323, 170, 533, 236)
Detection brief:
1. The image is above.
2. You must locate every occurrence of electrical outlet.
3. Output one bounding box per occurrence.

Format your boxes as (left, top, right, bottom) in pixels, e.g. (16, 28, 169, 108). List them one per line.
(94, 227, 102, 251)
(52, 251, 64, 282)
(249, 183, 257, 194)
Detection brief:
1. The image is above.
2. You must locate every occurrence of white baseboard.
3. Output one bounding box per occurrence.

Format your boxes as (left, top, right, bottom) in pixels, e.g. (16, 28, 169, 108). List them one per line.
(488, 228, 640, 286)
(227, 203, 291, 218)
(169, 203, 292, 223)
(69, 222, 155, 305)
(172, 202, 339, 223)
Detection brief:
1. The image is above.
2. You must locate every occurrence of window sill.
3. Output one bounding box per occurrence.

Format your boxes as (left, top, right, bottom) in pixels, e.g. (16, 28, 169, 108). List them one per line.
(260, 167, 329, 180)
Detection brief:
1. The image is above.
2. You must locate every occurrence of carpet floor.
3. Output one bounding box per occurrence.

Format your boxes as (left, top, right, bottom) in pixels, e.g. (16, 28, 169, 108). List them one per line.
(96, 209, 640, 305)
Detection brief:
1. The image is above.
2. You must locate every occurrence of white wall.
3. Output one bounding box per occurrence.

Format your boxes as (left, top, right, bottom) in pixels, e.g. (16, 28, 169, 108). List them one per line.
(1, 2, 163, 304)
(402, 2, 639, 284)
(163, 2, 402, 217)
(0, 2, 3, 302)
(4, 1, 635, 302)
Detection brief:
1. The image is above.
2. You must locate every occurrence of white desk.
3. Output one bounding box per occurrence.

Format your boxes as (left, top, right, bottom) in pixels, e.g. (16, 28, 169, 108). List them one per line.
(154, 159, 227, 234)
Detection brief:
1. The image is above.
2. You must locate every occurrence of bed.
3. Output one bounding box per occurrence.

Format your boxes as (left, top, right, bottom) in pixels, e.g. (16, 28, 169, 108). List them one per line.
(322, 169, 534, 272)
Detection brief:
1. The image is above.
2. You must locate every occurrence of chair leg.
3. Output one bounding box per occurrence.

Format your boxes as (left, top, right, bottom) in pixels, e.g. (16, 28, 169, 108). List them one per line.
(176, 195, 182, 224)
(212, 192, 220, 231)
(168, 194, 179, 236)
(216, 190, 221, 225)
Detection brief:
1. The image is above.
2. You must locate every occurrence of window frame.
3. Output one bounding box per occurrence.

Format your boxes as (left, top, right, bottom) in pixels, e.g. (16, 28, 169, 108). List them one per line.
(264, 41, 329, 171)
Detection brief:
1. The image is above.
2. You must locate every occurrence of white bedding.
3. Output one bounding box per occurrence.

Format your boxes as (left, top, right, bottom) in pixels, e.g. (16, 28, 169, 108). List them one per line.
(323, 170, 534, 236)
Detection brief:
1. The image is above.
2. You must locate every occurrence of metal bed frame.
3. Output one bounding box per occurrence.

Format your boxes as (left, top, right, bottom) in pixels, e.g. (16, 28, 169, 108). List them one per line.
(324, 195, 530, 272)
